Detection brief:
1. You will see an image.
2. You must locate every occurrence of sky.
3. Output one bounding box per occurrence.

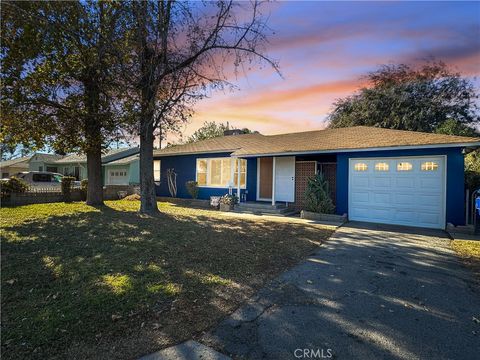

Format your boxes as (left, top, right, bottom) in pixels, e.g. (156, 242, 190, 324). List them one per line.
(175, 1, 480, 140)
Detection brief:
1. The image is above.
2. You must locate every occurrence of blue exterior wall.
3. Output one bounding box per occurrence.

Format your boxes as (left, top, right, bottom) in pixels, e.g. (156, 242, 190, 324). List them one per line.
(336, 147, 465, 226)
(154, 152, 257, 201)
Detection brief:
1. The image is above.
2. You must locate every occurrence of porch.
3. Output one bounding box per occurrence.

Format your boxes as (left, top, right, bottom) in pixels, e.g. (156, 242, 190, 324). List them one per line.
(240, 155, 336, 210)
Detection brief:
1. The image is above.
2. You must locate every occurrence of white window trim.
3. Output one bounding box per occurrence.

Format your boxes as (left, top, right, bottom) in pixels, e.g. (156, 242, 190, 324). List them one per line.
(154, 160, 161, 182)
(196, 157, 247, 189)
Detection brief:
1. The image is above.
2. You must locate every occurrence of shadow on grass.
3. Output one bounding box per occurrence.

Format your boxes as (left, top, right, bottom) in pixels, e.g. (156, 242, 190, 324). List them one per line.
(1, 203, 332, 360)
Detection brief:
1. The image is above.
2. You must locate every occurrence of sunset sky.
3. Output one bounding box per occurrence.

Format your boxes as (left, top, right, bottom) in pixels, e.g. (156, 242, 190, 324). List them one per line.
(178, 1, 480, 140)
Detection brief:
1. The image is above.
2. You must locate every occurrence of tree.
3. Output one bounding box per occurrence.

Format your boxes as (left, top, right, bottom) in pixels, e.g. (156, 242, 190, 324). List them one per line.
(435, 119, 478, 137)
(1, 1, 128, 205)
(328, 61, 479, 133)
(185, 121, 258, 144)
(119, 1, 278, 214)
(304, 173, 335, 214)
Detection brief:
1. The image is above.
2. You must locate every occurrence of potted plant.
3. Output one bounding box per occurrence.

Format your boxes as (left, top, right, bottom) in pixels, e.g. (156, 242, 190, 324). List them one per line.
(219, 194, 238, 211)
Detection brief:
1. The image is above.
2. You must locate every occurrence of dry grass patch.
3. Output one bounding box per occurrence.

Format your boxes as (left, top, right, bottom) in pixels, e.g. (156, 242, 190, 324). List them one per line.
(451, 239, 480, 279)
(1, 200, 334, 360)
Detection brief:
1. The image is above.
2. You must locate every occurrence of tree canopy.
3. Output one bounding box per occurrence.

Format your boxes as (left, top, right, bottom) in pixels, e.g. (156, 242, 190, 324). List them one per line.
(184, 121, 258, 144)
(328, 61, 479, 135)
(1, 1, 130, 204)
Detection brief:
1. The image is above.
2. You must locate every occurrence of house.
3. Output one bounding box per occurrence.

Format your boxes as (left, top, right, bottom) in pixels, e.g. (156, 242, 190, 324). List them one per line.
(28, 153, 67, 173)
(1, 156, 31, 178)
(153, 126, 480, 229)
(27, 148, 139, 185)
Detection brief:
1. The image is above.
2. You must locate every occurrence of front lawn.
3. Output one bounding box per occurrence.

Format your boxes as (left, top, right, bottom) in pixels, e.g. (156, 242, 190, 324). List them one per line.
(451, 239, 480, 279)
(1, 201, 334, 359)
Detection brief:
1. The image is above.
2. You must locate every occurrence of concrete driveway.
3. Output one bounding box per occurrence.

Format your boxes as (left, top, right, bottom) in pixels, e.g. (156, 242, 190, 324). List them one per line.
(202, 222, 480, 360)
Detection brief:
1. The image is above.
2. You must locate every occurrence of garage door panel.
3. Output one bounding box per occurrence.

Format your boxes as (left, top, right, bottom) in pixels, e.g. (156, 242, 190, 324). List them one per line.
(395, 177, 416, 188)
(349, 156, 445, 229)
(394, 193, 416, 205)
(352, 177, 369, 187)
(372, 177, 392, 187)
(373, 192, 391, 205)
(418, 177, 442, 189)
(395, 210, 418, 222)
(349, 206, 371, 219)
(418, 212, 442, 226)
(351, 191, 369, 203)
(370, 208, 394, 220)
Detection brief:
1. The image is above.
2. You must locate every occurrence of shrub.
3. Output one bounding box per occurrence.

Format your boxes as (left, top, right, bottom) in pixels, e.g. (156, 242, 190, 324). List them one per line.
(219, 194, 238, 206)
(304, 173, 335, 214)
(185, 180, 199, 199)
(0, 176, 29, 196)
(61, 176, 76, 203)
(80, 179, 88, 200)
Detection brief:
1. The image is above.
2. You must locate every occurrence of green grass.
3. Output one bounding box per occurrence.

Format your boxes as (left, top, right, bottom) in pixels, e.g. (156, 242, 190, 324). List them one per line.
(1, 200, 334, 359)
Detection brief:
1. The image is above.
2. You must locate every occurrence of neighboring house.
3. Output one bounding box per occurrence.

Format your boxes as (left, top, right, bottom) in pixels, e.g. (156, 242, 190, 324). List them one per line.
(0, 156, 30, 178)
(28, 148, 139, 185)
(28, 153, 66, 173)
(103, 154, 140, 185)
(153, 126, 480, 229)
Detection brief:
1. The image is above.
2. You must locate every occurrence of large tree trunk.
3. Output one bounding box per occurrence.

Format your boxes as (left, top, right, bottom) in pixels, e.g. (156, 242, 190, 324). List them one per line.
(84, 75, 104, 206)
(86, 147, 104, 205)
(139, 118, 158, 214)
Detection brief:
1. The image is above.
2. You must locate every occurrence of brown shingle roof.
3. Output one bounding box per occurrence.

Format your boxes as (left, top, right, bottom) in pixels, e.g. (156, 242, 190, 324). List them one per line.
(153, 133, 266, 156)
(153, 126, 480, 157)
(1, 155, 31, 168)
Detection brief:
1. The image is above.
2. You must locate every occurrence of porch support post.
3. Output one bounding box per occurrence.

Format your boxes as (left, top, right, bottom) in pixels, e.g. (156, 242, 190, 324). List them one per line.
(237, 158, 241, 201)
(272, 157, 276, 206)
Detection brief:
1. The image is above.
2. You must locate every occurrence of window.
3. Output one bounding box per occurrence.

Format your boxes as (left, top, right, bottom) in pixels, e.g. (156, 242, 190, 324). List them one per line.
(234, 159, 247, 187)
(354, 163, 368, 171)
(421, 161, 438, 171)
(46, 166, 58, 173)
(154, 160, 161, 182)
(196, 158, 247, 188)
(38, 166, 43, 171)
(2, 172, 9, 178)
(397, 162, 413, 171)
(33, 173, 52, 182)
(375, 162, 389, 171)
(196, 159, 207, 186)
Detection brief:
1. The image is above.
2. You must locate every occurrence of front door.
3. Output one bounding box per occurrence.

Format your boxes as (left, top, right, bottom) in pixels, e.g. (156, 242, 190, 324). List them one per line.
(275, 156, 295, 202)
(258, 157, 273, 200)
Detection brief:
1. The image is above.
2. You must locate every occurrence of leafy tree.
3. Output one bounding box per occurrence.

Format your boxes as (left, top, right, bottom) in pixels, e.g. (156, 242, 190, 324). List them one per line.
(185, 121, 258, 144)
(435, 119, 478, 137)
(119, 1, 278, 214)
(1, 1, 129, 205)
(328, 61, 479, 133)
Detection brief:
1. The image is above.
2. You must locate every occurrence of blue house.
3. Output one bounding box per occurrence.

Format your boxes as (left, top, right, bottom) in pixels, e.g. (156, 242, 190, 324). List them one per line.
(153, 126, 480, 229)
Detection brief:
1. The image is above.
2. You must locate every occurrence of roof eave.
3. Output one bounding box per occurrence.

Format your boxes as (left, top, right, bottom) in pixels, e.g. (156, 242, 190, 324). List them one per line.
(233, 142, 480, 158)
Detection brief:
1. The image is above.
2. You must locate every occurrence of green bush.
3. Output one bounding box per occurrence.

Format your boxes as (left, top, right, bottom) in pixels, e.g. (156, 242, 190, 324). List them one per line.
(219, 194, 238, 206)
(0, 176, 29, 196)
(80, 179, 88, 201)
(185, 180, 199, 199)
(304, 173, 335, 214)
(61, 176, 76, 203)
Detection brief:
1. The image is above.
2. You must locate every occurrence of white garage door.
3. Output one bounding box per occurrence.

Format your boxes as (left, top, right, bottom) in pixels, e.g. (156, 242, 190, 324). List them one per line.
(349, 156, 446, 229)
(108, 169, 129, 185)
